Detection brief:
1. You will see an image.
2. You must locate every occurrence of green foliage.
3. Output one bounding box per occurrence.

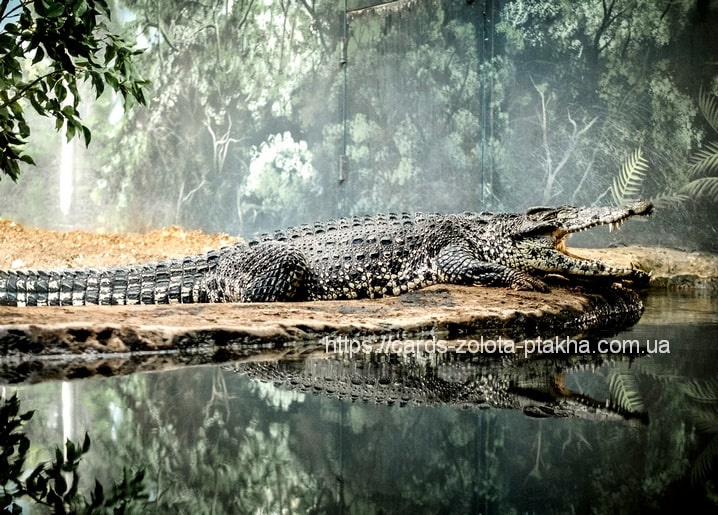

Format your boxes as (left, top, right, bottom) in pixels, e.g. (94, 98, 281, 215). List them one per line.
(633, 359, 718, 493)
(241, 132, 322, 230)
(687, 142, 718, 179)
(497, 0, 709, 210)
(0, 0, 148, 181)
(611, 148, 648, 206)
(339, 1, 491, 214)
(1, 393, 148, 513)
(687, 377, 718, 485)
(97, 0, 335, 232)
(1, 0, 715, 242)
(673, 91, 718, 204)
(698, 86, 718, 133)
(650, 89, 718, 208)
(680, 177, 718, 200)
(607, 370, 645, 414)
(693, 437, 718, 486)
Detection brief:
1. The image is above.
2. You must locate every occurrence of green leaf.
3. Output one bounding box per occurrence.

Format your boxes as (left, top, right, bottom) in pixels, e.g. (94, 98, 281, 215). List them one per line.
(687, 141, 718, 178)
(104, 44, 117, 64)
(680, 177, 718, 201)
(54, 447, 64, 468)
(698, 87, 718, 134)
(18, 118, 30, 139)
(90, 71, 105, 96)
(54, 472, 68, 496)
(54, 82, 67, 103)
(0, 0, 144, 178)
(32, 46, 45, 65)
(30, 462, 46, 480)
(66, 121, 76, 141)
(608, 371, 645, 414)
(18, 435, 30, 455)
(73, 0, 89, 17)
(19, 154, 36, 165)
(81, 125, 92, 146)
(611, 147, 648, 206)
(65, 440, 76, 463)
(43, 1, 66, 19)
(61, 105, 77, 118)
(91, 480, 105, 507)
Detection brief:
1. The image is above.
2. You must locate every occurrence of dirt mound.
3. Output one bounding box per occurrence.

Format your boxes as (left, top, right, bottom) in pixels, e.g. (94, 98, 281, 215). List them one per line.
(0, 219, 239, 270)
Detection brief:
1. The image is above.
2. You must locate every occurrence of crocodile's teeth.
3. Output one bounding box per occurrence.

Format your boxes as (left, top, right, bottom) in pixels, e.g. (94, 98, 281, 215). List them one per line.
(609, 222, 616, 232)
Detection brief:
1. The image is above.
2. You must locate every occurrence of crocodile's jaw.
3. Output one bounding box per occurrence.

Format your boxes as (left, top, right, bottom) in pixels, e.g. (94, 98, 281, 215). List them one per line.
(524, 238, 647, 279)
(513, 201, 653, 280)
(549, 200, 654, 239)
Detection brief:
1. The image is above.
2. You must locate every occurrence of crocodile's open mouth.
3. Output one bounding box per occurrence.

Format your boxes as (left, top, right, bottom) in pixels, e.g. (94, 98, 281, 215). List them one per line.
(555, 236, 584, 259)
(552, 201, 654, 260)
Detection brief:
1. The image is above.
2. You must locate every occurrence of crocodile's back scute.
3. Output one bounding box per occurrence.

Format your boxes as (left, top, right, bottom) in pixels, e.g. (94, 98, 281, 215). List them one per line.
(265, 212, 449, 300)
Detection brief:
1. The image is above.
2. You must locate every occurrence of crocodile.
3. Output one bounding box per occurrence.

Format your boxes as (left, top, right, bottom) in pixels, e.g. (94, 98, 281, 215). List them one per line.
(0, 201, 652, 306)
(229, 349, 649, 424)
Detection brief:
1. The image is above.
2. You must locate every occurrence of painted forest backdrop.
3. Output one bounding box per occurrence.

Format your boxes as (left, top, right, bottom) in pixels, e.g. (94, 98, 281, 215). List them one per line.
(1, 0, 717, 249)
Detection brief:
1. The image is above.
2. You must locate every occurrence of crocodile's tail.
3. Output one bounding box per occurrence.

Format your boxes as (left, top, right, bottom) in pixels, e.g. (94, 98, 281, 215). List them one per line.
(0, 251, 221, 306)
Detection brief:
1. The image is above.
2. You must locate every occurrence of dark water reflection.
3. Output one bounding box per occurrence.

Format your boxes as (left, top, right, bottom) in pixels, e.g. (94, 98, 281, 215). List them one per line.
(8, 292, 718, 514)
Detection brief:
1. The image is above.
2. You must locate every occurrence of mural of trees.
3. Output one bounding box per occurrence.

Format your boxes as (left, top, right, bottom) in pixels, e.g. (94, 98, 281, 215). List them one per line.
(1, 0, 716, 243)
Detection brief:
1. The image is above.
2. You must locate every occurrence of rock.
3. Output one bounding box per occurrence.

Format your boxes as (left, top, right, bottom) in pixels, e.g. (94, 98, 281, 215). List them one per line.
(0, 284, 642, 384)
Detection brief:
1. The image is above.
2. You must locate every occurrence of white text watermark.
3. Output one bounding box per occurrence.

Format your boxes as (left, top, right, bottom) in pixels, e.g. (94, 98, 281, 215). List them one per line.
(323, 335, 670, 359)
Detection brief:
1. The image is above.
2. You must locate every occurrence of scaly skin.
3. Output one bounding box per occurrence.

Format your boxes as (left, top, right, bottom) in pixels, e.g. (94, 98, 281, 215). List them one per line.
(0, 201, 653, 305)
(229, 350, 649, 424)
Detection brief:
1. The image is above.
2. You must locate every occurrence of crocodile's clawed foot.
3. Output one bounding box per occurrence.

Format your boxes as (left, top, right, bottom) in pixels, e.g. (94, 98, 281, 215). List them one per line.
(511, 274, 550, 293)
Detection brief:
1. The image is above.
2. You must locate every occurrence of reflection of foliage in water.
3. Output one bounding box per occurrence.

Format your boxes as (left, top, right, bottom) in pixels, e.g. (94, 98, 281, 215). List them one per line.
(684, 378, 718, 485)
(105, 367, 336, 513)
(635, 360, 718, 494)
(1, 394, 147, 513)
(9, 328, 718, 513)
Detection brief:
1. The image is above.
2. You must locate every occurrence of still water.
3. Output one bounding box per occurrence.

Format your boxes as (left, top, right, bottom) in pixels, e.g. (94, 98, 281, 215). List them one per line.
(5, 291, 718, 514)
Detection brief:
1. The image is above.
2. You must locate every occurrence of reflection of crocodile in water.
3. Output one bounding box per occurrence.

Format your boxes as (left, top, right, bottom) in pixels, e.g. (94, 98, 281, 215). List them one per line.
(229, 350, 649, 424)
(0, 201, 652, 306)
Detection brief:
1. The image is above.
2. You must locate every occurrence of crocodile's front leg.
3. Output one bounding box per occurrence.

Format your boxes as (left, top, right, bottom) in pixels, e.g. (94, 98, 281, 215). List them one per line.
(436, 245, 550, 292)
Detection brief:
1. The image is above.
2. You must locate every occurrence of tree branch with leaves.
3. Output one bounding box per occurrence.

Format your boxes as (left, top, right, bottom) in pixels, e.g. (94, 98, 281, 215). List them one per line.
(0, 0, 148, 180)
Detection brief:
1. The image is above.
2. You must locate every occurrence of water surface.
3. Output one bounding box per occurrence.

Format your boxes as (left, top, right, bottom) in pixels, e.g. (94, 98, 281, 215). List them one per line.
(7, 292, 718, 513)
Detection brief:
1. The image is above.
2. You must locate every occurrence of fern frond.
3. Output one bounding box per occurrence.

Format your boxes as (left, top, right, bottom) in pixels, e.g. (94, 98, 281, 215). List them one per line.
(698, 87, 718, 134)
(611, 148, 648, 206)
(691, 435, 718, 486)
(607, 371, 645, 414)
(687, 141, 718, 178)
(680, 177, 718, 200)
(682, 378, 718, 404)
(691, 411, 718, 435)
(633, 360, 683, 382)
(650, 193, 690, 209)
